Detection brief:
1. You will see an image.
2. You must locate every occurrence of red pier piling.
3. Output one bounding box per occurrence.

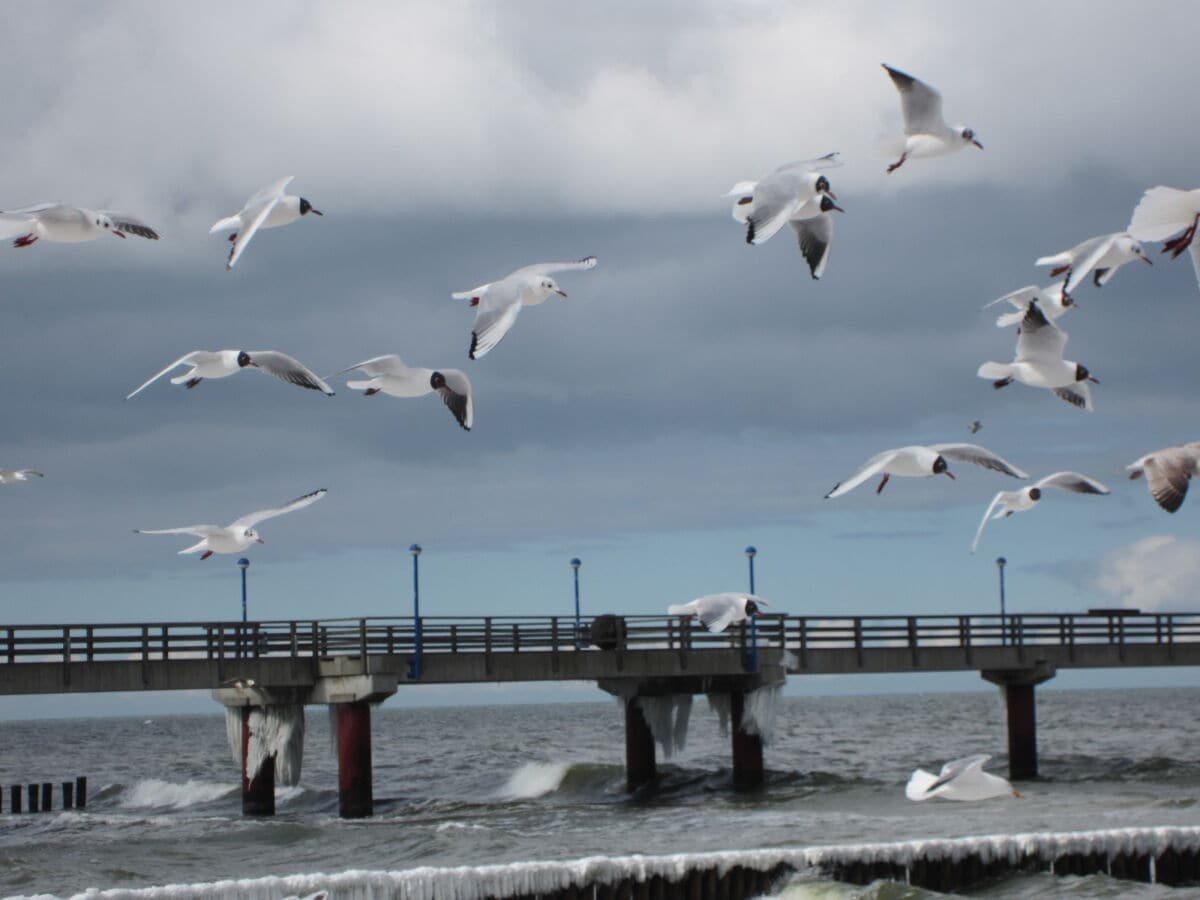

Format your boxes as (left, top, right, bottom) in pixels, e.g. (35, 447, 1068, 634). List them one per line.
(731, 691, 764, 789)
(336, 701, 373, 818)
(624, 698, 657, 791)
(240, 707, 276, 816)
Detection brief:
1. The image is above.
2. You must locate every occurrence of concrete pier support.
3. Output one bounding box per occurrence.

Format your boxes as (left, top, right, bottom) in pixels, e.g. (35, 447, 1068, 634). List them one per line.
(731, 691, 764, 789)
(982, 663, 1055, 781)
(336, 701, 374, 818)
(241, 706, 276, 816)
(624, 698, 657, 791)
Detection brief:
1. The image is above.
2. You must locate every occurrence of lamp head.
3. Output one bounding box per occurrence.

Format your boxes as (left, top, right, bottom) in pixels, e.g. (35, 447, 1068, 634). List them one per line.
(570, 558, 581, 570)
(237, 558, 250, 571)
(409, 543, 422, 557)
(745, 546, 757, 558)
(996, 557, 1007, 568)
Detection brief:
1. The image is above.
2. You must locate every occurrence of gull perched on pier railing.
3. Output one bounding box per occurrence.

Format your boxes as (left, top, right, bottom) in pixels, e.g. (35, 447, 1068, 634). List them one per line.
(135, 489, 327, 560)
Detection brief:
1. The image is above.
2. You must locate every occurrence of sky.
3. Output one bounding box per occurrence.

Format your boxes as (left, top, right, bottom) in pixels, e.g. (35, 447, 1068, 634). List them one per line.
(2, 1, 1200, 718)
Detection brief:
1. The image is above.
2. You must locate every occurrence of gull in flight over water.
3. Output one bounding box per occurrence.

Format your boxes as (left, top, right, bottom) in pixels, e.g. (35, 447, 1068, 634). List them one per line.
(0, 469, 44, 485)
(977, 301, 1098, 411)
(906, 755, 1019, 801)
(968, 420, 983, 434)
(725, 153, 842, 255)
(825, 443, 1027, 498)
(210, 176, 322, 270)
(125, 350, 334, 399)
(453, 256, 597, 360)
(970, 471, 1110, 553)
(0, 204, 158, 248)
(1128, 185, 1200, 292)
(135, 489, 327, 560)
(667, 593, 768, 634)
(1126, 441, 1200, 513)
(881, 64, 982, 174)
(332, 354, 473, 430)
(983, 282, 1073, 328)
(1035, 232, 1151, 297)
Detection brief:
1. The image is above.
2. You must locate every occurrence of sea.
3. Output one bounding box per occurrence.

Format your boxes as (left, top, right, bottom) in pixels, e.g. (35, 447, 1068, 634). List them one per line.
(2, 687, 1199, 899)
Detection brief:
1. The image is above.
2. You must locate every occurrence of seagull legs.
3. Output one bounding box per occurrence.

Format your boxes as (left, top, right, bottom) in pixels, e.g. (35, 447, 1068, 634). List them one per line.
(886, 153, 908, 174)
(1162, 214, 1200, 259)
(1049, 264, 1070, 278)
(228, 233, 238, 242)
(992, 377, 1013, 389)
(875, 473, 891, 494)
(363, 388, 380, 396)
(185, 378, 203, 389)
(200, 551, 214, 560)
(12, 234, 37, 248)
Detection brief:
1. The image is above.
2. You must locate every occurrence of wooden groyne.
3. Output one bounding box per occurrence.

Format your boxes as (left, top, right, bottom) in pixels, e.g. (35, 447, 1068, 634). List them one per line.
(51, 826, 1200, 899)
(3, 776, 86, 814)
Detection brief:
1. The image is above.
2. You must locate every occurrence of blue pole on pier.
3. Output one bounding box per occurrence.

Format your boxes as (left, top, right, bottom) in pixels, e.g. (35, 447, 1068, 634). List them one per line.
(996, 556, 1007, 646)
(744, 547, 758, 673)
(409, 544, 422, 679)
(238, 558, 250, 623)
(744, 546, 757, 594)
(570, 558, 582, 649)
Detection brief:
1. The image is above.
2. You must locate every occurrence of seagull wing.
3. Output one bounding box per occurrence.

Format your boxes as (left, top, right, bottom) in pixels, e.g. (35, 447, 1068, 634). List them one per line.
(982, 285, 1039, 310)
(1035, 471, 1110, 495)
(927, 754, 991, 792)
(125, 352, 202, 400)
(469, 296, 523, 360)
(882, 64, 946, 134)
(101, 211, 159, 240)
(931, 444, 1029, 479)
(135, 524, 223, 538)
(1052, 382, 1093, 411)
(790, 214, 833, 280)
(1142, 450, 1196, 513)
(434, 368, 473, 430)
(515, 256, 599, 278)
(232, 488, 327, 529)
(970, 492, 1009, 554)
(1015, 302, 1068, 363)
(777, 152, 843, 173)
(329, 354, 407, 378)
(825, 449, 902, 499)
(1128, 186, 1199, 242)
(692, 594, 743, 633)
(1064, 234, 1117, 295)
(743, 171, 808, 245)
(0, 208, 44, 239)
(225, 177, 293, 270)
(247, 351, 334, 395)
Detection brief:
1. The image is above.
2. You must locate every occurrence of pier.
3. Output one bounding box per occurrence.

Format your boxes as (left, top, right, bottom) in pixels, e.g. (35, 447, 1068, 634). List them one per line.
(1, 610, 1197, 817)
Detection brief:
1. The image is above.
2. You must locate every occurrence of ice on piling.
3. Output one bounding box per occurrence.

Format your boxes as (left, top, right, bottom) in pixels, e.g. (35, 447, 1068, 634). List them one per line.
(223, 704, 305, 786)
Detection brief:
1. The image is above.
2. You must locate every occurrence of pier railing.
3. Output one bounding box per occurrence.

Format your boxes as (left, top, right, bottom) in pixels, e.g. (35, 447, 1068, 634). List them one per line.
(2, 611, 1197, 664)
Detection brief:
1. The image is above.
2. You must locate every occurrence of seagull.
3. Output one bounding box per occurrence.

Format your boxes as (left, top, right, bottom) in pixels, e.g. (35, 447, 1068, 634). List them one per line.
(906, 755, 1019, 802)
(977, 301, 1098, 411)
(0, 204, 158, 248)
(789, 195, 844, 279)
(725, 153, 841, 247)
(983, 282, 1074, 328)
(970, 471, 1110, 553)
(1125, 441, 1200, 513)
(968, 420, 983, 434)
(135, 489, 327, 560)
(219, 677, 257, 689)
(210, 177, 322, 270)
(825, 443, 1027, 499)
(332, 354, 473, 430)
(453, 256, 597, 360)
(881, 64, 982, 174)
(667, 593, 768, 634)
(0, 469, 44, 485)
(1035, 232, 1151, 296)
(1128, 186, 1200, 291)
(125, 350, 334, 399)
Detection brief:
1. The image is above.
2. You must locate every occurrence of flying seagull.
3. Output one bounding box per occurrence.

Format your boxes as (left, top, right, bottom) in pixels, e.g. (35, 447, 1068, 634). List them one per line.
(0, 204, 158, 248)
(1125, 441, 1200, 513)
(332, 354, 473, 430)
(970, 471, 1110, 553)
(1035, 232, 1151, 297)
(906, 755, 1019, 802)
(210, 176, 322, 270)
(125, 350, 334, 399)
(135, 489, 327, 560)
(667, 593, 768, 634)
(0, 469, 44, 485)
(881, 64, 982, 173)
(725, 153, 842, 248)
(1128, 185, 1200, 293)
(825, 443, 1027, 498)
(983, 282, 1073, 328)
(453, 256, 597, 360)
(977, 300, 1098, 411)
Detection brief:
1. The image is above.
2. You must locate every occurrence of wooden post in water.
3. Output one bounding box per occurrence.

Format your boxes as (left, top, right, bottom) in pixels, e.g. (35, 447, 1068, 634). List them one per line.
(75, 776, 87, 809)
(981, 664, 1055, 781)
(9, 785, 20, 814)
(40, 782, 52, 812)
(61, 781, 74, 810)
(240, 707, 276, 816)
(27, 784, 38, 813)
(730, 691, 764, 789)
(336, 701, 373, 818)
(624, 698, 657, 791)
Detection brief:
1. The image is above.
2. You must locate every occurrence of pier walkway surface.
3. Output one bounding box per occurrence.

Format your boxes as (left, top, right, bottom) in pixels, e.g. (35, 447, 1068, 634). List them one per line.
(2, 611, 1196, 818)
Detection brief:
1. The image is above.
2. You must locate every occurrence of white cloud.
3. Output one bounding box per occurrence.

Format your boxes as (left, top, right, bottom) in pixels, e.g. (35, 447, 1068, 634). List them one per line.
(1092, 535, 1200, 612)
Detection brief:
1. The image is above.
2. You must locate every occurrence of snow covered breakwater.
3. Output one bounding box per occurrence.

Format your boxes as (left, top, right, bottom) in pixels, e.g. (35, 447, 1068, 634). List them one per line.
(46, 826, 1200, 899)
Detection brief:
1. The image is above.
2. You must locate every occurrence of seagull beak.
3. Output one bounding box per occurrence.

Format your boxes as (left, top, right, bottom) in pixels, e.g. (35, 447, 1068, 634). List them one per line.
(971, 139, 984, 149)
(944, 470, 956, 481)
(829, 202, 845, 213)
(1140, 253, 1153, 265)
(310, 208, 323, 216)
(255, 538, 265, 544)
(1089, 376, 1101, 384)
(556, 289, 568, 297)
(825, 189, 838, 201)
(112, 230, 127, 239)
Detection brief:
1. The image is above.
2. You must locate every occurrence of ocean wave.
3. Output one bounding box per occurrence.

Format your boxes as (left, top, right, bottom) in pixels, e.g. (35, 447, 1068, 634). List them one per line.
(495, 761, 572, 799)
(119, 779, 234, 810)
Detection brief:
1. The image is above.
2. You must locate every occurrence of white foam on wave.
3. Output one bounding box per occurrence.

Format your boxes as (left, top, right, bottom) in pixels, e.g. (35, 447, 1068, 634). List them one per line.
(495, 761, 571, 800)
(120, 779, 234, 810)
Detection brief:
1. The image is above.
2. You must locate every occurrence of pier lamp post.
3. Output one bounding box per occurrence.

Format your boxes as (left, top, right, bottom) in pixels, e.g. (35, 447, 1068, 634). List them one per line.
(744, 547, 758, 673)
(409, 544, 423, 679)
(237, 558, 250, 659)
(996, 557, 1007, 646)
(570, 558, 582, 649)
(744, 546, 757, 594)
